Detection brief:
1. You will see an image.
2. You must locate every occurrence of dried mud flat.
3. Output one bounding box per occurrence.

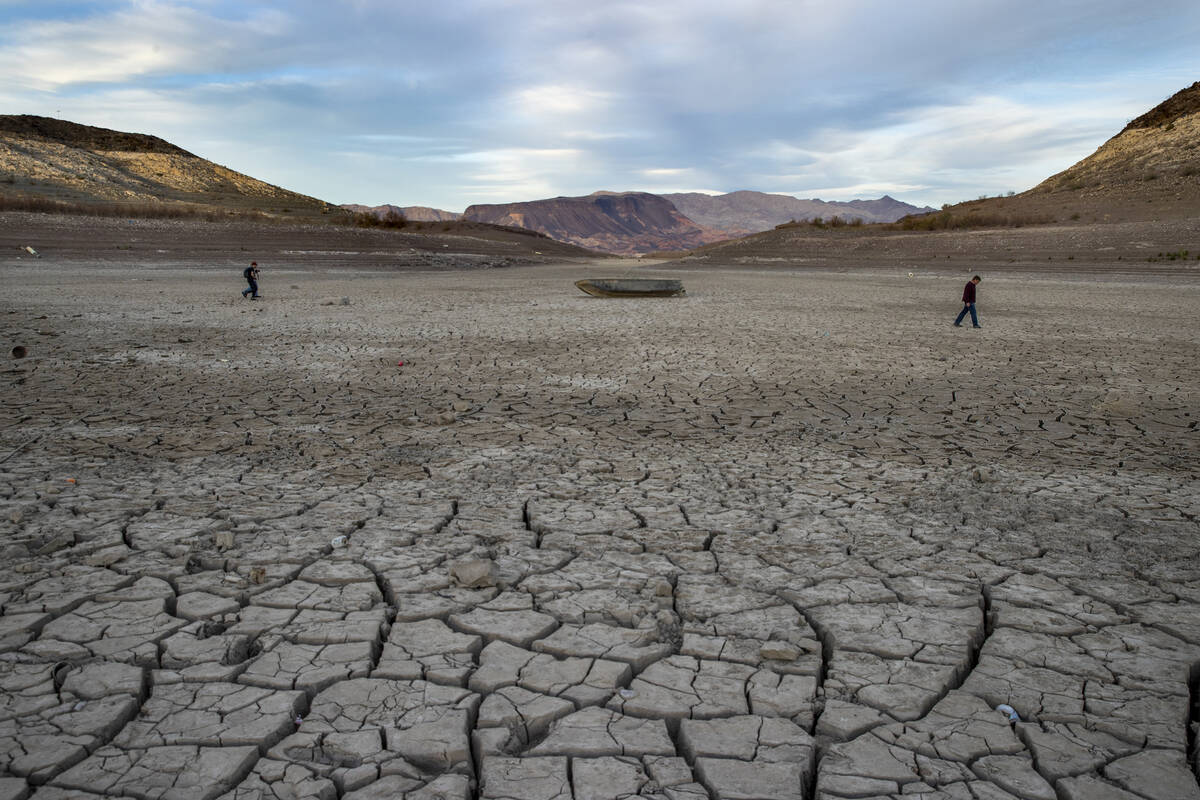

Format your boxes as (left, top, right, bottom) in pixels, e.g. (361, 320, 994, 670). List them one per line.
(2, 226, 1200, 800)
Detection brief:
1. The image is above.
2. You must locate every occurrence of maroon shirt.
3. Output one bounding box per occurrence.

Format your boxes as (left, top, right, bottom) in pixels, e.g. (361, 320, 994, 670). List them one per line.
(962, 281, 977, 303)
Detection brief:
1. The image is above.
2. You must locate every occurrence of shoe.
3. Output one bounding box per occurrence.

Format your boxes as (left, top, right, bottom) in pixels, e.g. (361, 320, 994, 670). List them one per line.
(953, 323, 962, 327)
(972, 325, 981, 328)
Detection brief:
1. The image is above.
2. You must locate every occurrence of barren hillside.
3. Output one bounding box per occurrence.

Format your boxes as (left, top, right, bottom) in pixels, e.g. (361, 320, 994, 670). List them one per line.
(0, 115, 338, 219)
(923, 82, 1200, 226)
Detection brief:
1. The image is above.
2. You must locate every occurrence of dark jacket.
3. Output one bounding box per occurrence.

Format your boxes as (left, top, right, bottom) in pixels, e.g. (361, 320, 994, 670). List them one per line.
(962, 281, 977, 303)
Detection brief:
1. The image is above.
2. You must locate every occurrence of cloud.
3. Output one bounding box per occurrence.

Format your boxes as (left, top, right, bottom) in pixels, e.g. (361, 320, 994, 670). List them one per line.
(0, 0, 1197, 208)
(441, 147, 592, 203)
(511, 85, 613, 117)
(0, 3, 295, 90)
(774, 91, 1153, 202)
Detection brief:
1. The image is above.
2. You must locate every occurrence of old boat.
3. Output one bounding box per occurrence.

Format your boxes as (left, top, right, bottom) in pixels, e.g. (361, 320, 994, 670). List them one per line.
(574, 278, 685, 298)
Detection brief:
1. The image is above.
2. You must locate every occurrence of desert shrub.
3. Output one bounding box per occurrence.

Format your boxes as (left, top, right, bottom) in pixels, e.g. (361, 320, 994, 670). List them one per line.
(0, 195, 276, 222)
(350, 208, 407, 229)
(888, 210, 1053, 231)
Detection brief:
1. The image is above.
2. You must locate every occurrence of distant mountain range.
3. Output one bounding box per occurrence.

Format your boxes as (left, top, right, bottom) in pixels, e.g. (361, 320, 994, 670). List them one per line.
(663, 191, 935, 236)
(346, 191, 935, 255)
(340, 203, 462, 222)
(462, 192, 728, 256)
(457, 190, 934, 254)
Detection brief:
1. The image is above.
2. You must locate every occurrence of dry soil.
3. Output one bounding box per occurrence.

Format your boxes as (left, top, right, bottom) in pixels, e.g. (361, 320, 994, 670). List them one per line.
(1, 217, 1199, 799)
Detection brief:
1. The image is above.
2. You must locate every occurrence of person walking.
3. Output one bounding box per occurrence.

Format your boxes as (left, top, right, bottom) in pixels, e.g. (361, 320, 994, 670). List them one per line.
(241, 262, 261, 299)
(953, 275, 981, 328)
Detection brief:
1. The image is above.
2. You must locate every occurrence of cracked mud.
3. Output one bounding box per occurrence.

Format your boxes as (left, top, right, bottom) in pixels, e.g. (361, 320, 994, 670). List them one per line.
(2, 256, 1199, 799)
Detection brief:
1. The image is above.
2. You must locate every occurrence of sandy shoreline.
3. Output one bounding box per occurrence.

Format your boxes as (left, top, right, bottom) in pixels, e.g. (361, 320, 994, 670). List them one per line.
(2, 241, 1199, 796)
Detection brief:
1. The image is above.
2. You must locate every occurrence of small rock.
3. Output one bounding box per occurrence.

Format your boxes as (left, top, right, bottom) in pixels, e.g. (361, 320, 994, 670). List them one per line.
(450, 559, 498, 588)
(759, 641, 802, 661)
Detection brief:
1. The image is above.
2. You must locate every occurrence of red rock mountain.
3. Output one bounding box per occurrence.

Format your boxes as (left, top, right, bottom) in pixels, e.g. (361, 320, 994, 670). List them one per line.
(462, 191, 727, 255)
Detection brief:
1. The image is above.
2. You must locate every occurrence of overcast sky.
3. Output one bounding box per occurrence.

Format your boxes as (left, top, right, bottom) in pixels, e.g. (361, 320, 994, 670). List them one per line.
(1, 1, 1197, 211)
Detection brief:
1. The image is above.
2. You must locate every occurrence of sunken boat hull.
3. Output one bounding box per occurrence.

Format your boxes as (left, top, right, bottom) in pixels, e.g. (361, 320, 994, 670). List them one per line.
(575, 278, 685, 298)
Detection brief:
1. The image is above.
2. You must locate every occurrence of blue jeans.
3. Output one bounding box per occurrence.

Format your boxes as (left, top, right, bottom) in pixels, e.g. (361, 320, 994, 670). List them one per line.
(954, 303, 978, 326)
(242, 279, 259, 298)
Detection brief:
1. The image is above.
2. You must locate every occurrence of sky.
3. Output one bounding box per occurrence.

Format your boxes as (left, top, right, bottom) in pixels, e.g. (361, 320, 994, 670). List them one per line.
(1, 1, 1197, 212)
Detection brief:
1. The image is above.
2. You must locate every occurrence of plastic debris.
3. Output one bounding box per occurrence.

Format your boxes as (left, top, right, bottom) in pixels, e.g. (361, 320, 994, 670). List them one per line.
(24, 246, 39, 257)
(294, 715, 303, 726)
(330, 535, 348, 548)
(618, 688, 636, 699)
(73, 701, 86, 711)
(995, 703, 1020, 721)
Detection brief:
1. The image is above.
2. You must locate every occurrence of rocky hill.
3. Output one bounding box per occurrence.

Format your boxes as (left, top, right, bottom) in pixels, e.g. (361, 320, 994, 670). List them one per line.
(897, 82, 1200, 227)
(1024, 81, 1200, 212)
(463, 191, 727, 255)
(341, 203, 462, 222)
(401, 205, 462, 222)
(663, 191, 934, 234)
(0, 115, 338, 219)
